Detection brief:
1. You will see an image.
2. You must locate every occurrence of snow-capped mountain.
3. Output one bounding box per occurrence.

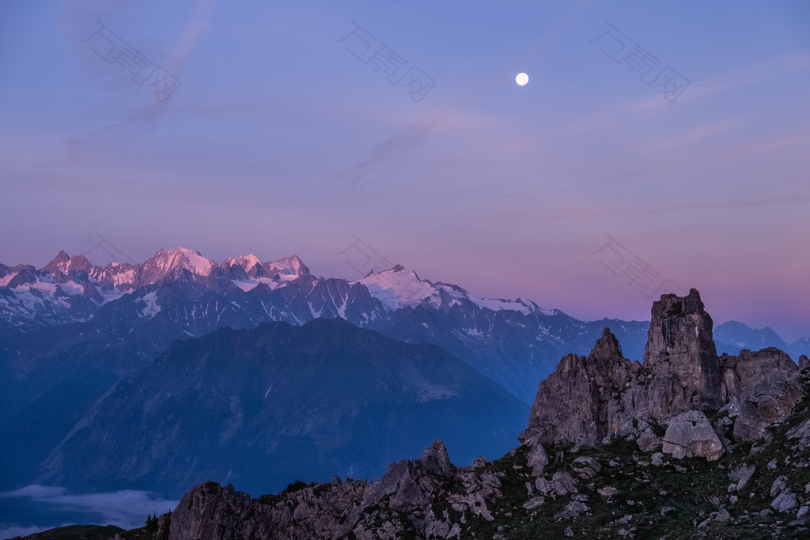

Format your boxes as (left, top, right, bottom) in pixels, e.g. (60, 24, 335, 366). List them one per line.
(355, 265, 555, 315)
(221, 253, 262, 273)
(142, 247, 216, 278)
(222, 253, 309, 279)
(0, 248, 310, 335)
(0, 249, 556, 338)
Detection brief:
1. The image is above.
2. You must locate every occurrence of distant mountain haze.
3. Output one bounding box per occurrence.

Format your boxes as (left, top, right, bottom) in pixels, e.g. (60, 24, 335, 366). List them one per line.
(35, 318, 529, 497)
(714, 320, 810, 360)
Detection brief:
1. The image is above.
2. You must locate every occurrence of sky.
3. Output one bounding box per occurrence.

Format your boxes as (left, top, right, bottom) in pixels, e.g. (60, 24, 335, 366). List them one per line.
(1, 0, 809, 340)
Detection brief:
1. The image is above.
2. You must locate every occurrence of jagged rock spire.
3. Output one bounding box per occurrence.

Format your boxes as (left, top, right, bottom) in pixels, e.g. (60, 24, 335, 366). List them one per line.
(643, 288, 722, 407)
(523, 327, 635, 448)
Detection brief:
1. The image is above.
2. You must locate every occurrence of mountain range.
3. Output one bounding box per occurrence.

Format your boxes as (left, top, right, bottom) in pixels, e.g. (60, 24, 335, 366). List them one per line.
(1, 249, 806, 500)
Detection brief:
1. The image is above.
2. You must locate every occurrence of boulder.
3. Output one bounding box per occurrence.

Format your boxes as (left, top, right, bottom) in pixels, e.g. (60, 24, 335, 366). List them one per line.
(571, 456, 601, 479)
(770, 476, 788, 497)
(526, 443, 549, 477)
(662, 410, 725, 461)
(788, 418, 810, 450)
(772, 490, 798, 513)
(534, 477, 553, 495)
(554, 500, 590, 520)
(550, 471, 578, 496)
(728, 463, 755, 492)
(523, 496, 545, 510)
(598, 486, 619, 497)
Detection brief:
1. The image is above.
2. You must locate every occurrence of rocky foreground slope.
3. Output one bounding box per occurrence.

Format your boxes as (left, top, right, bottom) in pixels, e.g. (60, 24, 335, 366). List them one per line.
(94, 290, 810, 539)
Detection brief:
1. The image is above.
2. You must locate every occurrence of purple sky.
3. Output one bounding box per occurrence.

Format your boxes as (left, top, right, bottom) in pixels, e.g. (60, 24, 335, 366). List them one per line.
(1, 0, 809, 340)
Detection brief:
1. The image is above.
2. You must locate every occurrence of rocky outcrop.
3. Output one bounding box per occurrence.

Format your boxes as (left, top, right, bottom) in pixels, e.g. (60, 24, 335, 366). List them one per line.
(722, 348, 804, 442)
(166, 442, 505, 540)
(523, 289, 803, 457)
(722, 348, 797, 401)
(363, 441, 457, 511)
(169, 479, 368, 540)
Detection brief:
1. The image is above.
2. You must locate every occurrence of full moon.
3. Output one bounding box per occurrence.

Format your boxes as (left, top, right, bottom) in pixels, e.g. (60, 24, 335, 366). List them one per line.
(516, 73, 529, 86)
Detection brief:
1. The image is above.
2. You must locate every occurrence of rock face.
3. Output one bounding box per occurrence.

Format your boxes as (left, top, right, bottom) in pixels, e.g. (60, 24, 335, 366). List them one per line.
(722, 348, 797, 401)
(643, 289, 723, 409)
(523, 289, 802, 459)
(723, 348, 804, 442)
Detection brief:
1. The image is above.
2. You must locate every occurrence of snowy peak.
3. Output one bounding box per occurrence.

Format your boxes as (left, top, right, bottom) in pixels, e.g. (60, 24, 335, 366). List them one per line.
(356, 266, 440, 310)
(223, 254, 263, 273)
(41, 251, 94, 275)
(222, 254, 309, 278)
(1, 246, 569, 338)
(145, 248, 216, 278)
(355, 265, 551, 315)
(42, 250, 70, 273)
(264, 255, 309, 277)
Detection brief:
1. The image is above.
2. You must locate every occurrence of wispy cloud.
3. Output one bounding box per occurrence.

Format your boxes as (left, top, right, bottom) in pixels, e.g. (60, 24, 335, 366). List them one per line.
(0, 485, 179, 531)
(632, 119, 743, 154)
(684, 51, 810, 102)
(497, 186, 810, 226)
(504, 127, 810, 208)
(570, 50, 810, 133)
(322, 112, 451, 192)
(60, 0, 218, 160)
